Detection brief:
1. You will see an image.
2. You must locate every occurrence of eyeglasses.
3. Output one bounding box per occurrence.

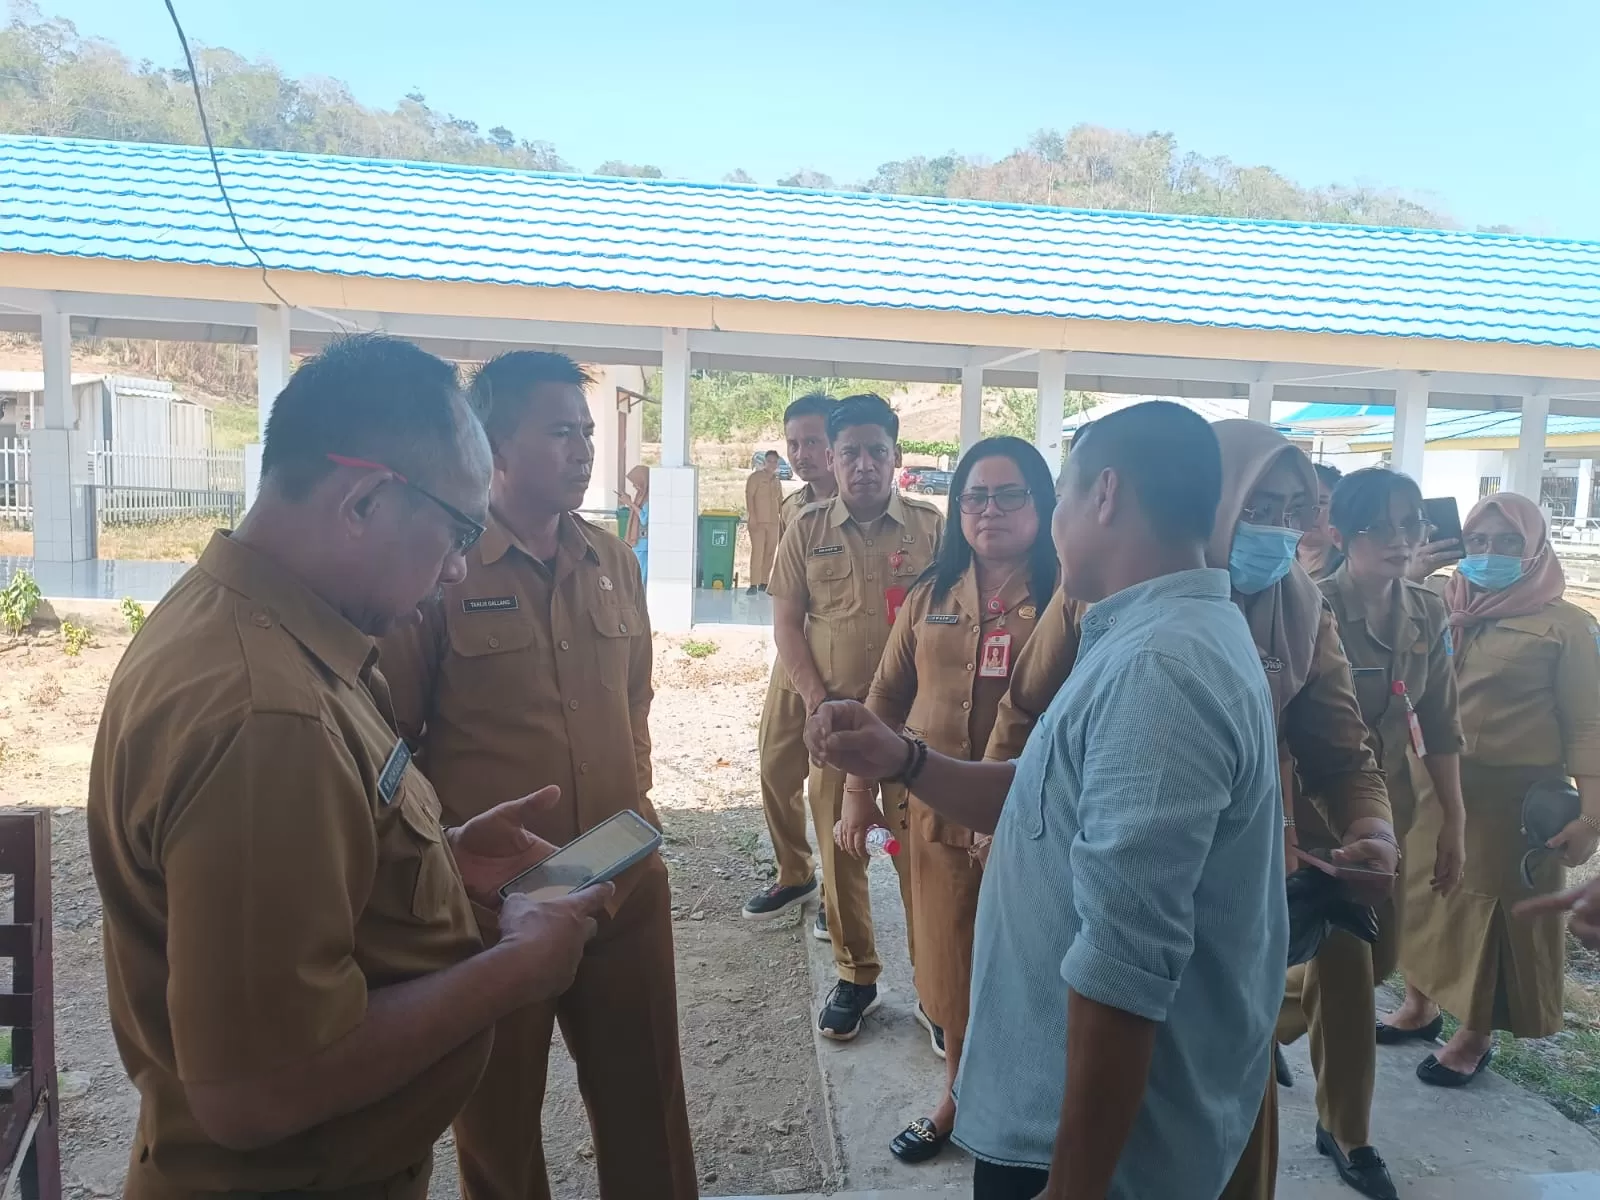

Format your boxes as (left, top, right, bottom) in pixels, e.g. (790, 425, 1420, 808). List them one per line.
(1354, 519, 1430, 546)
(325, 454, 485, 554)
(958, 486, 1032, 515)
(1240, 502, 1321, 532)
(1463, 532, 1527, 556)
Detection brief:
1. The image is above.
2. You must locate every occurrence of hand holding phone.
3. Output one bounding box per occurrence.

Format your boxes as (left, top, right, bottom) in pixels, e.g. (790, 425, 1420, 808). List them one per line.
(499, 809, 662, 901)
(498, 883, 615, 1001)
(1418, 498, 1465, 572)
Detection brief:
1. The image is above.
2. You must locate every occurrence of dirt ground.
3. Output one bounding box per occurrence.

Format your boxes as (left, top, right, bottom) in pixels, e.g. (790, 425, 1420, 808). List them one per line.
(0, 625, 828, 1199)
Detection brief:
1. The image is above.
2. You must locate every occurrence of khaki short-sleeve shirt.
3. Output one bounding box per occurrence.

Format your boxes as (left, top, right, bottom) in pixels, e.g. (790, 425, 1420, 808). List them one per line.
(984, 588, 1085, 762)
(1319, 569, 1464, 780)
(768, 492, 944, 701)
(1453, 597, 1600, 775)
(378, 512, 657, 909)
(746, 469, 783, 526)
(88, 534, 486, 1198)
(869, 566, 1042, 844)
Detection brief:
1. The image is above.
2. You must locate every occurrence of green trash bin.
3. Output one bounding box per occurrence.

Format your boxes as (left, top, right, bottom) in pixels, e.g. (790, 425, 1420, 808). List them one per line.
(616, 505, 632, 541)
(698, 509, 741, 590)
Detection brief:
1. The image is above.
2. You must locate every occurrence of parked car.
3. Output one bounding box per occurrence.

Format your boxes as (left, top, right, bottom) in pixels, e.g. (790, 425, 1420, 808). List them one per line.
(901, 467, 954, 495)
(750, 451, 793, 481)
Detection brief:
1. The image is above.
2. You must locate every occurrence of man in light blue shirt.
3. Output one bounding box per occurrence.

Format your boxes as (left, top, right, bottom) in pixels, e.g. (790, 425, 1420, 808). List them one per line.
(807, 402, 1287, 1200)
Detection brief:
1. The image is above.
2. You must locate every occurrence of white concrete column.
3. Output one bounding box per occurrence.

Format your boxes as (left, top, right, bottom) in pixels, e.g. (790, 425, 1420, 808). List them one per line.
(1577, 459, 1595, 523)
(1247, 380, 1274, 423)
(959, 361, 983, 454)
(32, 309, 94, 563)
(1035, 350, 1067, 471)
(660, 327, 691, 469)
(1506, 393, 1551, 502)
(245, 304, 292, 508)
(1391, 375, 1428, 482)
(647, 328, 696, 631)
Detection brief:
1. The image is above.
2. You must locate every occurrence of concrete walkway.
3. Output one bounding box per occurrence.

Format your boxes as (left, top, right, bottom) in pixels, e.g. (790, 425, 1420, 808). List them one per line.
(780, 854, 1600, 1199)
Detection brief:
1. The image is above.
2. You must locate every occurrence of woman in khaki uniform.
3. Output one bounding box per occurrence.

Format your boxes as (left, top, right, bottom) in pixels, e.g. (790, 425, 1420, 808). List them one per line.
(1394, 492, 1600, 1086)
(835, 436, 1059, 1164)
(1210, 421, 1396, 1200)
(1282, 467, 1466, 1198)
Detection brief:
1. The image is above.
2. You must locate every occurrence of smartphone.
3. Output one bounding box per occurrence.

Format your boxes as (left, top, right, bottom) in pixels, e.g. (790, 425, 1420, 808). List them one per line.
(498, 810, 662, 902)
(1293, 845, 1396, 882)
(1421, 497, 1464, 560)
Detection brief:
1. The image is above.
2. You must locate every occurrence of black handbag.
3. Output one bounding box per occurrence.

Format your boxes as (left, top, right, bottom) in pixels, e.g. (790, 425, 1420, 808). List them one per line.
(1519, 779, 1581, 889)
(1285, 866, 1380, 967)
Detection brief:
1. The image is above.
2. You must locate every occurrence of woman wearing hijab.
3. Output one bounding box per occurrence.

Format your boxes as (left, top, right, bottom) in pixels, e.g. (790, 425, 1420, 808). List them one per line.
(623, 464, 650, 580)
(836, 436, 1059, 1164)
(1387, 493, 1600, 1086)
(1209, 421, 1397, 1200)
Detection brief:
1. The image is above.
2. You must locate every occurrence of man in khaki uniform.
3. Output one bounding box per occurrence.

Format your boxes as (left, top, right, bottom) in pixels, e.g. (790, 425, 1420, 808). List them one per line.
(88, 335, 611, 1200)
(745, 393, 837, 924)
(769, 393, 944, 1039)
(746, 450, 784, 594)
(379, 352, 694, 1200)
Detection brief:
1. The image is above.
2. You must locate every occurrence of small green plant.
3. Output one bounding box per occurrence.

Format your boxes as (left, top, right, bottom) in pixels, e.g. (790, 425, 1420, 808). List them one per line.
(682, 638, 719, 659)
(120, 597, 146, 636)
(61, 621, 91, 657)
(0, 571, 41, 636)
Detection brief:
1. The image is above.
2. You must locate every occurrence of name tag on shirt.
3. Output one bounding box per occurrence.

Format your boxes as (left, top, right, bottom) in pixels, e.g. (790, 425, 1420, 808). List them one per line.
(925, 613, 960, 625)
(462, 596, 519, 613)
(811, 545, 844, 557)
(378, 739, 412, 806)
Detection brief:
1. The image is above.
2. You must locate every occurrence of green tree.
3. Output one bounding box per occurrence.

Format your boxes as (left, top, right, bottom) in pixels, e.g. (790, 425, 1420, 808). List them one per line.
(595, 160, 664, 179)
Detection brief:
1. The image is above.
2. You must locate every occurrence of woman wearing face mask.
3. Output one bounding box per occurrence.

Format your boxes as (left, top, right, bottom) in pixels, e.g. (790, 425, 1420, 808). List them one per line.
(836, 437, 1059, 1165)
(1211, 421, 1397, 1200)
(1391, 493, 1600, 1087)
(1284, 468, 1466, 1198)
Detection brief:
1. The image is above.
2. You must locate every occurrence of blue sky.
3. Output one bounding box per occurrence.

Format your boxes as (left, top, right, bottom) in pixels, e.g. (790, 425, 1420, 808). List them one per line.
(35, 0, 1600, 238)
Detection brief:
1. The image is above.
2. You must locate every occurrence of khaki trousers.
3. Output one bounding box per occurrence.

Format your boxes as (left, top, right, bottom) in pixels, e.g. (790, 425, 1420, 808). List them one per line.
(748, 522, 780, 587)
(453, 865, 697, 1200)
(807, 760, 913, 985)
(1218, 1068, 1278, 1200)
(757, 669, 815, 889)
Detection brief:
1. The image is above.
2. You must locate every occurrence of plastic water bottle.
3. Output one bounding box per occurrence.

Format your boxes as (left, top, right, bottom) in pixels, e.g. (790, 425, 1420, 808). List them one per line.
(864, 826, 901, 857)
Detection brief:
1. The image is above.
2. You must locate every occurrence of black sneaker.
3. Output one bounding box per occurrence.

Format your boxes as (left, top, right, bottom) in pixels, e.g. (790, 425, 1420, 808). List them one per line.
(819, 980, 881, 1041)
(742, 877, 818, 921)
(915, 1003, 946, 1060)
(746, 585, 759, 595)
(812, 904, 829, 941)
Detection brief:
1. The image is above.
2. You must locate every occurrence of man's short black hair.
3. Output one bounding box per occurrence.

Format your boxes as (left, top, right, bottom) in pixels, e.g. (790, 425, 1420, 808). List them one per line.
(1328, 467, 1423, 539)
(827, 393, 899, 444)
(1069, 401, 1220, 544)
(261, 333, 465, 498)
(784, 390, 836, 426)
(1313, 462, 1344, 491)
(468, 351, 594, 449)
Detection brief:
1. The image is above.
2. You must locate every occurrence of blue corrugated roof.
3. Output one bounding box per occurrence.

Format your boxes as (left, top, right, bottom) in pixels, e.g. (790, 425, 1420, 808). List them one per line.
(1281, 403, 1398, 423)
(1346, 409, 1600, 444)
(5, 136, 1600, 348)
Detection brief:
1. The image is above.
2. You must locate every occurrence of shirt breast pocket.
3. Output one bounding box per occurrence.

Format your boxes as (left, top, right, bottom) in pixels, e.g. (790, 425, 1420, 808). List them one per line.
(387, 774, 458, 923)
(806, 554, 855, 615)
(446, 613, 536, 660)
(591, 606, 640, 692)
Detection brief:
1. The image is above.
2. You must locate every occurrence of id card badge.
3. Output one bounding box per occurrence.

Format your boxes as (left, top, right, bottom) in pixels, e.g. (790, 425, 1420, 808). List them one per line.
(979, 632, 1012, 678)
(885, 586, 908, 626)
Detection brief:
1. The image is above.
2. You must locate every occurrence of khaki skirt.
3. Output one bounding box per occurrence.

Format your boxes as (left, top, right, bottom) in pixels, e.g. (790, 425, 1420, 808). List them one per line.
(907, 798, 983, 1040)
(1403, 760, 1567, 1037)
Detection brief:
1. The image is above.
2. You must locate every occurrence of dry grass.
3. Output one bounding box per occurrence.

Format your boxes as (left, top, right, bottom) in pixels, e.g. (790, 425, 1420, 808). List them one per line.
(0, 518, 217, 564)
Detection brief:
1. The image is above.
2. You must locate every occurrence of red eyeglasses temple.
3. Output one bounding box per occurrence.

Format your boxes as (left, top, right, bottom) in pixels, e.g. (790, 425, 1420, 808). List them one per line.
(326, 453, 409, 484)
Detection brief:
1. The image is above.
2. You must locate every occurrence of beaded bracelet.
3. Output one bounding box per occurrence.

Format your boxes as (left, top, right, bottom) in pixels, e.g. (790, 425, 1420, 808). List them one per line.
(892, 734, 929, 788)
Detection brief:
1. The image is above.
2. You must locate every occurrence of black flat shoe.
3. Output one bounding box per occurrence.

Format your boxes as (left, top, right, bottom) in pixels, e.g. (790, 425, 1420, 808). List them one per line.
(1274, 1044, 1293, 1088)
(1375, 1012, 1443, 1045)
(1416, 1046, 1494, 1088)
(1315, 1126, 1397, 1200)
(890, 1117, 949, 1164)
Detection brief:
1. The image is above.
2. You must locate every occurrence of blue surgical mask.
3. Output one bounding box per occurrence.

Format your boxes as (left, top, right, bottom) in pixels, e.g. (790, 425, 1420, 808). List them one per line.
(1458, 553, 1525, 592)
(1229, 522, 1304, 595)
